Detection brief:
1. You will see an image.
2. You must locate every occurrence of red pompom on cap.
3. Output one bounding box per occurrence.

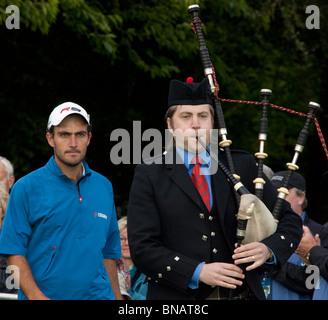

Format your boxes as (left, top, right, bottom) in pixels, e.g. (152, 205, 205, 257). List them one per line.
(186, 77, 194, 83)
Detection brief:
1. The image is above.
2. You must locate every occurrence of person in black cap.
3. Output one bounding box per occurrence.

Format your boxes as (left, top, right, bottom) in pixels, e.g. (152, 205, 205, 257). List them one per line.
(271, 171, 307, 216)
(127, 78, 302, 300)
(267, 171, 328, 299)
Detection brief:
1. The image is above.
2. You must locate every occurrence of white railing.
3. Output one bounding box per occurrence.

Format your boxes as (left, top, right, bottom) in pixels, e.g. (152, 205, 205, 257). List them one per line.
(0, 293, 18, 300)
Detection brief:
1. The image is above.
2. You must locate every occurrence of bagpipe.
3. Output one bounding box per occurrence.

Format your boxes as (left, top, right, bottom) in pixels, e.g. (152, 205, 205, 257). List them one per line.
(187, 4, 325, 245)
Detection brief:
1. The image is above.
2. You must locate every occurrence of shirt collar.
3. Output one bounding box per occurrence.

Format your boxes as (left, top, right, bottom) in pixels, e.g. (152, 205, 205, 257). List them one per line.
(81, 162, 86, 176)
(46, 156, 91, 178)
(175, 146, 211, 169)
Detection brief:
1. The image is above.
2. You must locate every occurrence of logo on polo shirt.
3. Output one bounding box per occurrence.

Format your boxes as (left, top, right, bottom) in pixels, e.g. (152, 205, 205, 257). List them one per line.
(94, 212, 107, 220)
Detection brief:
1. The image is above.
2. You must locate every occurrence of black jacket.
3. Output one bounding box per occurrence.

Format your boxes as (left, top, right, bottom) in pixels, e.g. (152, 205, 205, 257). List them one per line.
(127, 148, 303, 299)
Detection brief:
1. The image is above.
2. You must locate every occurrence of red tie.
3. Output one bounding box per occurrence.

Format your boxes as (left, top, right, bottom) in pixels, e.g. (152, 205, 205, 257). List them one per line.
(191, 156, 211, 212)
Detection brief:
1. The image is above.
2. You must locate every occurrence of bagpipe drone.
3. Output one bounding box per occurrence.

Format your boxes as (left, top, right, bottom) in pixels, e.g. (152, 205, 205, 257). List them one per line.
(187, 4, 325, 246)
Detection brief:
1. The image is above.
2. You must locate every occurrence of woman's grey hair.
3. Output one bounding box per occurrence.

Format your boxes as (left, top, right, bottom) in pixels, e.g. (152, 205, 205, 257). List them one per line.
(117, 216, 128, 233)
(0, 181, 9, 215)
(0, 156, 14, 181)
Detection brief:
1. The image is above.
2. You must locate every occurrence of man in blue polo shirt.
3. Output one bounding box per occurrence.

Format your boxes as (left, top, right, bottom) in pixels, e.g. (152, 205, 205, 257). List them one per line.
(0, 102, 123, 300)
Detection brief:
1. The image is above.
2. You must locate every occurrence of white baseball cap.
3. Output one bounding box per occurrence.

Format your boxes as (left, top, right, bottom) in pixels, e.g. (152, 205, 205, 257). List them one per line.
(47, 102, 90, 130)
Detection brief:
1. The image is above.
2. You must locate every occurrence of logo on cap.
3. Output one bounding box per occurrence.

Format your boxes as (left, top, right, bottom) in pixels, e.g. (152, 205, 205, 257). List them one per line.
(60, 106, 81, 114)
(60, 107, 71, 113)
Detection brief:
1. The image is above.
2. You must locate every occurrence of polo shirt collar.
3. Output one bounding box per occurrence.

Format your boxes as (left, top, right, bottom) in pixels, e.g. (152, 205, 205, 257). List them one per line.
(46, 156, 91, 179)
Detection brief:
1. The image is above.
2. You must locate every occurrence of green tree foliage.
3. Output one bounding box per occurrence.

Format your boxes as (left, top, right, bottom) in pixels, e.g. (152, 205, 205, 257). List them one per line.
(0, 0, 327, 219)
(195, 1, 323, 168)
(0, 0, 59, 33)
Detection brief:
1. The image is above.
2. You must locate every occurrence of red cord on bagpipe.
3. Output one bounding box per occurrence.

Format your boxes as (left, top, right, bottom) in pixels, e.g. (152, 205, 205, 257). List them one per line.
(210, 55, 328, 161)
(217, 96, 328, 161)
(191, 18, 328, 161)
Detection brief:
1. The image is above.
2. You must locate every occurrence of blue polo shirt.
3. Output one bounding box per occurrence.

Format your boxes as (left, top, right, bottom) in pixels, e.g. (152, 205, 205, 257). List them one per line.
(0, 157, 121, 300)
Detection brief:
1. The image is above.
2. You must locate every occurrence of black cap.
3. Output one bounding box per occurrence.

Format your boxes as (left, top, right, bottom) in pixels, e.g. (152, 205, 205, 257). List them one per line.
(168, 77, 212, 108)
(271, 171, 306, 192)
